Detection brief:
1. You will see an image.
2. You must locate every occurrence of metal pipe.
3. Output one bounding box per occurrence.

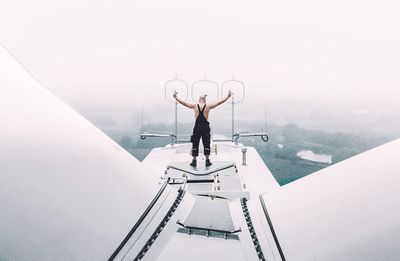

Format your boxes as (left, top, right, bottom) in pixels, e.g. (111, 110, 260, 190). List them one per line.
(232, 94, 235, 141)
(264, 104, 267, 132)
(175, 101, 177, 136)
(242, 147, 247, 165)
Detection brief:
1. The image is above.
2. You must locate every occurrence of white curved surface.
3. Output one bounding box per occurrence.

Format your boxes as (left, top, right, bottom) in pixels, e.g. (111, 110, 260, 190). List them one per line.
(263, 139, 400, 260)
(0, 45, 160, 260)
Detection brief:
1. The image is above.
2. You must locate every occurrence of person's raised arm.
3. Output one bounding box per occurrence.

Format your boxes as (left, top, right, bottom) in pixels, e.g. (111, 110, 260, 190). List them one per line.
(173, 91, 196, 109)
(209, 90, 232, 109)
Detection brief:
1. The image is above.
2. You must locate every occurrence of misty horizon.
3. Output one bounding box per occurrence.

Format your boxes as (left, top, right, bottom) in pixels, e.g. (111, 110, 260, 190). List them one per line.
(73, 90, 400, 141)
(1, 0, 399, 139)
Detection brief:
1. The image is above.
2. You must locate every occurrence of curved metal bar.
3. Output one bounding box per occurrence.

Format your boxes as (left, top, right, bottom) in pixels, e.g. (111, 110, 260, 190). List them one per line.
(221, 79, 246, 104)
(191, 79, 219, 103)
(233, 132, 269, 144)
(165, 78, 188, 103)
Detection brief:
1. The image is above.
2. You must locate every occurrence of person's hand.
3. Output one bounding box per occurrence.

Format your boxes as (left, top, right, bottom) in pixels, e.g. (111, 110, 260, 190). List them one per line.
(173, 91, 178, 98)
(228, 90, 232, 97)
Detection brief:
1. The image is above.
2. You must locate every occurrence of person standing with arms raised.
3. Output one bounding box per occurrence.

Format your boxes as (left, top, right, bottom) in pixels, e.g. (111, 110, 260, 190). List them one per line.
(173, 91, 232, 167)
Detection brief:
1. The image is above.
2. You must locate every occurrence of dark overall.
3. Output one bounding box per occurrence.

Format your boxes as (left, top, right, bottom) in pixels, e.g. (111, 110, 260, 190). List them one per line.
(190, 104, 211, 157)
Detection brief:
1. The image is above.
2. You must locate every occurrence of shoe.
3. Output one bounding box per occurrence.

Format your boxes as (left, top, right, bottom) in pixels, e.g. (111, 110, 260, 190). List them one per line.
(205, 159, 212, 167)
(190, 159, 197, 167)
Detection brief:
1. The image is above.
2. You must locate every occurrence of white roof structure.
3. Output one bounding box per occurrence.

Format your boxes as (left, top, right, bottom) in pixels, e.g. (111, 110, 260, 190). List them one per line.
(112, 143, 280, 261)
(1, 43, 400, 261)
(262, 138, 400, 260)
(0, 45, 161, 260)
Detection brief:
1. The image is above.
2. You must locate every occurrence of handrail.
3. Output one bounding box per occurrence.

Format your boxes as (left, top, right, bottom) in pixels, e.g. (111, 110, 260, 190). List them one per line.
(132, 189, 185, 261)
(140, 131, 269, 146)
(108, 180, 169, 261)
(140, 133, 175, 139)
(240, 198, 266, 260)
(140, 132, 191, 145)
(175, 138, 191, 143)
(140, 132, 177, 144)
(233, 132, 269, 144)
(259, 194, 286, 261)
(211, 139, 234, 142)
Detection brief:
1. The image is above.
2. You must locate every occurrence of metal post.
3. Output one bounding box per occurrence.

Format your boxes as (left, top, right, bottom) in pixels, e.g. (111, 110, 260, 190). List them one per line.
(264, 104, 267, 132)
(242, 147, 247, 165)
(163, 77, 188, 145)
(141, 104, 144, 132)
(231, 94, 235, 141)
(175, 100, 178, 141)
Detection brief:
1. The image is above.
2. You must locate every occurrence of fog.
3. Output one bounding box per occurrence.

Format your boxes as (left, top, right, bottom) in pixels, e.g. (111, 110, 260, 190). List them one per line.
(1, 0, 399, 138)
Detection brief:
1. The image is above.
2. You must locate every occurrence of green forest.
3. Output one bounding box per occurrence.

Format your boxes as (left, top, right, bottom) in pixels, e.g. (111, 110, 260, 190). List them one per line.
(117, 122, 389, 185)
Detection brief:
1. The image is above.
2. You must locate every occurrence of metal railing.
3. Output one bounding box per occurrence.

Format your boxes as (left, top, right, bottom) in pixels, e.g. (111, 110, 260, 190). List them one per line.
(140, 132, 190, 145)
(141, 77, 269, 146)
(233, 132, 269, 144)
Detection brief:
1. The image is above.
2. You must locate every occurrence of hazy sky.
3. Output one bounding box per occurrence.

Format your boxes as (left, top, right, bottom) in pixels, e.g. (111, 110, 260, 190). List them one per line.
(1, 0, 399, 135)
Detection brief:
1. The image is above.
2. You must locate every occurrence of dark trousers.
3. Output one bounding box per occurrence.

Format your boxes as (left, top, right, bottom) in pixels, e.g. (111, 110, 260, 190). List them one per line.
(191, 127, 211, 157)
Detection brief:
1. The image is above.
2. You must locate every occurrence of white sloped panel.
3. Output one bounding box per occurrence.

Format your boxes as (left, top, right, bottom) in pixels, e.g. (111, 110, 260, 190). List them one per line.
(262, 139, 400, 260)
(0, 45, 160, 260)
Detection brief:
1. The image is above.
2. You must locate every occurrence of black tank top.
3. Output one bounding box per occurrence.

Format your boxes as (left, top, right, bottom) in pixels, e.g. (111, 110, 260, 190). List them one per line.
(195, 104, 209, 126)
